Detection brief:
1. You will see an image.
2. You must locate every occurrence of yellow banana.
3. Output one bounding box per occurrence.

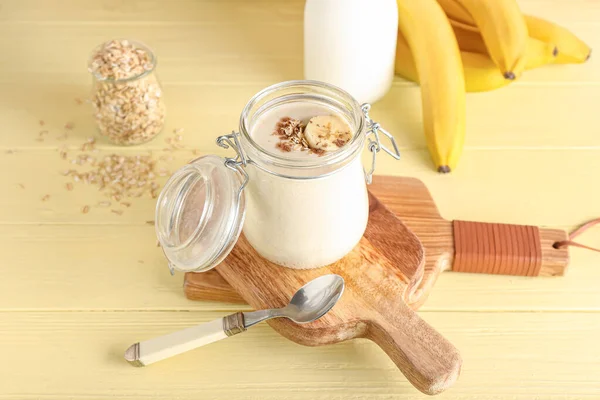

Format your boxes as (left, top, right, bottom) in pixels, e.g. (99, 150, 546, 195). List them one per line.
(525, 15, 591, 64)
(450, 20, 557, 70)
(447, 18, 488, 54)
(437, 0, 590, 65)
(396, 0, 465, 173)
(394, 33, 420, 83)
(435, 0, 472, 24)
(524, 38, 558, 69)
(396, 31, 508, 93)
(436, 0, 528, 79)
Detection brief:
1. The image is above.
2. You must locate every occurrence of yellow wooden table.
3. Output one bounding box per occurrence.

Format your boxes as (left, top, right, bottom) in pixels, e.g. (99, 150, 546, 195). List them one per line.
(1, 0, 599, 398)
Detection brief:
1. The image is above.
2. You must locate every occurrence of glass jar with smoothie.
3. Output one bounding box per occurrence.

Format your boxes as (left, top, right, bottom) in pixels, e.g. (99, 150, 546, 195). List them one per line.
(155, 80, 400, 273)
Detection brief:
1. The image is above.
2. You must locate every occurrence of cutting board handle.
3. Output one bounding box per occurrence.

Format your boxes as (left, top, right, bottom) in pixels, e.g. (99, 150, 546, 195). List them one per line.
(368, 302, 462, 396)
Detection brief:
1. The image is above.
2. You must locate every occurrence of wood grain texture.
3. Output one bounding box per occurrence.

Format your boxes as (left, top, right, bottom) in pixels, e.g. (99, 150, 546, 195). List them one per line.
(0, 0, 599, 398)
(1, 311, 600, 399)
(4, 83, 600, 150)
(184, 269, 245, 304)
(213, 196, 462, 395)
(185, 176, 570, 308)
(6, 149, 600, 228)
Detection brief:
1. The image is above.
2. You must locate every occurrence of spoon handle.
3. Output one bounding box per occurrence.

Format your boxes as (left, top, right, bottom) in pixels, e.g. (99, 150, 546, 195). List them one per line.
(124, 312, 246, 367)
(243, 308, 286, 328)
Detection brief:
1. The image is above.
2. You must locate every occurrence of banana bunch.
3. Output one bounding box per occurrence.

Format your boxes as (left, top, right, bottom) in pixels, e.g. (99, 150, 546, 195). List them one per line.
(395, 0, 591, 173)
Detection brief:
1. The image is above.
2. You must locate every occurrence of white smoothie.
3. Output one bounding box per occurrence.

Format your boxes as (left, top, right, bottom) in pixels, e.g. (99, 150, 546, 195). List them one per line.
(242, 102, 369, 269)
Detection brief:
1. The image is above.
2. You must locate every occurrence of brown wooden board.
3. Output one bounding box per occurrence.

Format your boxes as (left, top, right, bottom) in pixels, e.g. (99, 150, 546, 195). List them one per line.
(205, 191, 461, 395)
(185, 176, 570, 309)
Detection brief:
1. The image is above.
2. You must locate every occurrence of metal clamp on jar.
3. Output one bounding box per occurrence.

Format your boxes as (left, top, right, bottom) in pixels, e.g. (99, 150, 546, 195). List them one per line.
(155, 81, 400, 274)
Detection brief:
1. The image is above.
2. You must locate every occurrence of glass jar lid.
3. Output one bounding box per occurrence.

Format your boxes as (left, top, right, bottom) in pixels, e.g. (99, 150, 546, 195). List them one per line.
(155, 155, 246, 273)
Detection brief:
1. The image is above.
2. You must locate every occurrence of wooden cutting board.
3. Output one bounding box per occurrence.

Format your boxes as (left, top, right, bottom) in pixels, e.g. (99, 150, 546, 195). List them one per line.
(185, 176, 570, 310)
(194, 192, 462, 395)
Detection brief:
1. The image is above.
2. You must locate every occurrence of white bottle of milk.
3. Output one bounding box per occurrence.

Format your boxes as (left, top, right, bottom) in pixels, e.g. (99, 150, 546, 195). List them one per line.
(304, 0, 398, 104)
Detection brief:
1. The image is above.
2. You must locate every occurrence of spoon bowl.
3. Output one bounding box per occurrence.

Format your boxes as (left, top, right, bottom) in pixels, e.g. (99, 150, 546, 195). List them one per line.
(286, 274, 345, 323)
(242, 274, 345, 328)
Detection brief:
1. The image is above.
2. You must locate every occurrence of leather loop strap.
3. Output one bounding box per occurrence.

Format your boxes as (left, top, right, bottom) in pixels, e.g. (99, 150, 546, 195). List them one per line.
(553, 218, 600, 253)
(453, 220, 542, 276)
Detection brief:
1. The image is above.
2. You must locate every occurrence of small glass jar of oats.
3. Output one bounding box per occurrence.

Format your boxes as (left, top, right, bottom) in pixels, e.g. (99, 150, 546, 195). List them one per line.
(88, 39, 166, 145)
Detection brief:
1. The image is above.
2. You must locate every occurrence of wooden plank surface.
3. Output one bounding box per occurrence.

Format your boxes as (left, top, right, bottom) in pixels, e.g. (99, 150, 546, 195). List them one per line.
(3, 83, 600, 149)
(2, 149, 599, 227)
(0, 312, 599, 399)
(0, 0, 599, 398)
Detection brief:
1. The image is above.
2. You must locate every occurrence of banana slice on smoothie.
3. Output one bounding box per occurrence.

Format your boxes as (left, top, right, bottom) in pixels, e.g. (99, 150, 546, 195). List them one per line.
(304, 115, 353, 152)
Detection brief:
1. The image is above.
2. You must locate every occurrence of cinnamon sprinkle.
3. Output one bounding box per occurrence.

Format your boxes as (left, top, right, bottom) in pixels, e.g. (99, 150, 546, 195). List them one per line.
(276, 142, 292, 152)
(334, 138, 348, 147)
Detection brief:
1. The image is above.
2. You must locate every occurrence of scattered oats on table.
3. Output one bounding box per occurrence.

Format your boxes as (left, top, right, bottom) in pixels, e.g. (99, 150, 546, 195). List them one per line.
(62, 152, 161, 202)
(81, 137, 96, 151)
(56, 123, 186, 212)
(81, 205, 90, 214)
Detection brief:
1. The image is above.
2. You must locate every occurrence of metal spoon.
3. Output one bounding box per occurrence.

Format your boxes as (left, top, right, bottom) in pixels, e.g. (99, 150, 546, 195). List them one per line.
(125, 274, 345, 367)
